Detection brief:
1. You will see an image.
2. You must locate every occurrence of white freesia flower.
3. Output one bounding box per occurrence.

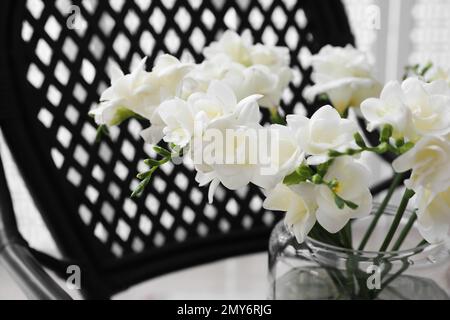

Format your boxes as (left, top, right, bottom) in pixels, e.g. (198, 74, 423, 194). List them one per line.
(247, 44, 293, 108)
(247, 42, 293, 108)
(235, 65, 292, 109)
(202, 30, 293, 109)
(361, 81, 413, 139)
(90, 55, 193, 127)
(263, 183, 318, 243)
(250, 43, 291, 70)
(141, 81, 240, 146)
(252, 124, 304, 190)
(90, 57, 152, 126)
(415, 186, 450, 243)
(154, 98, 194, 148)
(305, 44, 381, 114)
(204, 30, 253, 66)
(361, 78, 450, 141)
(193, 97, 264, 203)
(401, 78, 450, 139)
(185, 58, 292, 110)
(287, 105, 358, 165)
(315, 156, 373, 233)
(267, 156, 373, 238)
(139, 111, 166, 146)
(151, 54, 195, 98)
(182, 55, 246, 99)
(188, 80, 241, 126)
(204, 30, 291, 69)
(393, 136, 450, 194)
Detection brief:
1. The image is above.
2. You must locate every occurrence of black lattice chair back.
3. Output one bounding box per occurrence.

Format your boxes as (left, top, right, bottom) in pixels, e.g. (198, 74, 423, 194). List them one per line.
(0, 0, 354, 298)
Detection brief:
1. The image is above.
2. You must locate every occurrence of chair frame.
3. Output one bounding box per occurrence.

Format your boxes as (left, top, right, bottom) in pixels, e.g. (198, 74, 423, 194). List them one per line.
(0, 148, 71, 299)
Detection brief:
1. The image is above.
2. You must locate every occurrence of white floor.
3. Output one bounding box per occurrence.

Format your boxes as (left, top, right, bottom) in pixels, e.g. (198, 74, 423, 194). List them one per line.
(0, 253, 267, 300)
(114, 253, 267, 300)
(0, 265, 28, 300)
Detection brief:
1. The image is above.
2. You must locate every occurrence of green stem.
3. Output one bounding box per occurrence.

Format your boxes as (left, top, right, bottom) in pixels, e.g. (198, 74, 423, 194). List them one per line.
(95, 124, 110, 142)
(345, 222, 353, 249)
(358, 173, 404, 250)
(307, 227, 354, 297)
(338, 223, 353, 249)
(131, 150, 172, 198)
(391, 211, 418, 251)
(416, 239, 428, 247)
(379, 189, 415, 252)
(338, 231, 349, 249)
(269, 107, 286, 125)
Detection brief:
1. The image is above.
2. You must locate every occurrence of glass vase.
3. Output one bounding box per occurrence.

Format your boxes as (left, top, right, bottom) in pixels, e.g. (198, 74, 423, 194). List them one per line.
(268, 205, 450, 300)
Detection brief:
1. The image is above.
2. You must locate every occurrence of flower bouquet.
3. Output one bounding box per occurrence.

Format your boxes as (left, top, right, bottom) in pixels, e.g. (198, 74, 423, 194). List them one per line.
(90, 30, 450, 300)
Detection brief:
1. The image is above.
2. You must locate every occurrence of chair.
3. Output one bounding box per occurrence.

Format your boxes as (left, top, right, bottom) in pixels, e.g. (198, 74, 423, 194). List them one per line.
(0, 0, 354, 299)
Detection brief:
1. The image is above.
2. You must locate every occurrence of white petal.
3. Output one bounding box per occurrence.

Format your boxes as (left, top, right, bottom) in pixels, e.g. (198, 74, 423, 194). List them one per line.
(350, 189, 373, 219)
(286, 114, 309, 130)
(140, 125, 164, 145)
(306, 155, 330, 166)
(316, 206, 349, 234)
(130, 56, 148, 82)
(208, 179, 221, 204)
(289, 183, 317, 209)
(311, 105, 341, 123)
(207, 80, 237, 110)
(154, 54, 179, 71)
(289, 210, 316, 244)
(109, 62, 125, 84)
(236, 97, 262, 124)
(219, 168, 254, 190)
(263, 184, 292, 212)
(326, 86, 353, 114)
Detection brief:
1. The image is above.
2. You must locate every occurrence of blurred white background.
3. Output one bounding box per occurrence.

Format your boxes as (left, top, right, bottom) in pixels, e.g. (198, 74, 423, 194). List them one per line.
(1, 0, 450, 300)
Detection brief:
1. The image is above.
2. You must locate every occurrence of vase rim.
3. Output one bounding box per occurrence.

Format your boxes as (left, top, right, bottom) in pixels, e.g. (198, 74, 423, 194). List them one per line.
(305, 236, 446, 258)
(303, 203, 449, 259)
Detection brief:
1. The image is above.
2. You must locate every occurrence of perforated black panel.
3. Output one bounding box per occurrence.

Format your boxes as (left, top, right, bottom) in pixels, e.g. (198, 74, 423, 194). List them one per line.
(1, 0, 354, 297)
